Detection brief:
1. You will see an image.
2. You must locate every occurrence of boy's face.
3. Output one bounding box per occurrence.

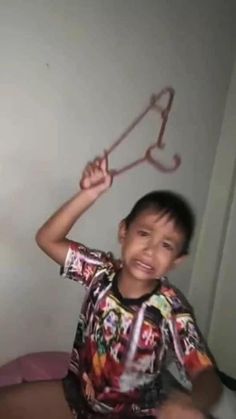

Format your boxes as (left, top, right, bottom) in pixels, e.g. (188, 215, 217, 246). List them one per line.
(119, 209, 186, 283)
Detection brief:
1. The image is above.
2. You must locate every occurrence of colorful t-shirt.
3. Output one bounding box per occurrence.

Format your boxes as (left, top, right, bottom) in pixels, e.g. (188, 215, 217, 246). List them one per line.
(61, 242, 212, 417)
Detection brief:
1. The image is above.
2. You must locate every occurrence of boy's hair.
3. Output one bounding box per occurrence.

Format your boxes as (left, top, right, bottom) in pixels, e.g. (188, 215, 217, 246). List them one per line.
(124, 190, 195, 255)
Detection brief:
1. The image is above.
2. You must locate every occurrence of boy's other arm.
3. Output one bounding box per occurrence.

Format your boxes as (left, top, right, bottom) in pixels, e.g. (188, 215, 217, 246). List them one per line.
(36, 155, 112, 266)
(191, 367, 222, 411)
(158, 368, 222, 419)
(158, 306, 222, 419)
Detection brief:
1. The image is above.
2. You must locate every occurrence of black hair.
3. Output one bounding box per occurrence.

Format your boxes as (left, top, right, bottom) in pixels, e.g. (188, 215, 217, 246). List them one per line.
(124, 190, 195, 255)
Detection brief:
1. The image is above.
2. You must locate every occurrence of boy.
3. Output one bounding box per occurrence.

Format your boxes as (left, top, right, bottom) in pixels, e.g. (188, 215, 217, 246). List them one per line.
(0, 155, 221, 418)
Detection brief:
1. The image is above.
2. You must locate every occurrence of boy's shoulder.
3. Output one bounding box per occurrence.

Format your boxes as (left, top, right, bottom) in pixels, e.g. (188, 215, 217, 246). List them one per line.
(62, 241, 120, 287)
(147, 278, 194, 320)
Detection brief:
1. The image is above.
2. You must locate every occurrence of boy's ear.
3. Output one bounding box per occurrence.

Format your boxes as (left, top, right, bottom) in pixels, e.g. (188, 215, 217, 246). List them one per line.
(172, 254, 187, 270)
(118, 220, 127, 244)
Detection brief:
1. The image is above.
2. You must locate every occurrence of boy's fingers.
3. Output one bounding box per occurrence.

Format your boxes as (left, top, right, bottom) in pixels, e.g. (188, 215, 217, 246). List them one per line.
(100, 151, 109, 174)
(84, 162, 93, 176)
(81, 169, 89, 180)
(93, 156, 102, 167)
(91, 166, 104, 179)
(81, 153, 113, 191)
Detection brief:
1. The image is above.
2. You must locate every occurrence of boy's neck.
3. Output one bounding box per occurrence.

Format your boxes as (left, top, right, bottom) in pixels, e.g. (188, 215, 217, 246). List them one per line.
(118, 269, 159, 299)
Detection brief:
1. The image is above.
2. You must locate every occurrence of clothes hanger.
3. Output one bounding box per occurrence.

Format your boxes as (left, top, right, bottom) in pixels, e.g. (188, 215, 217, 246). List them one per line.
(105, 87, 181, 176)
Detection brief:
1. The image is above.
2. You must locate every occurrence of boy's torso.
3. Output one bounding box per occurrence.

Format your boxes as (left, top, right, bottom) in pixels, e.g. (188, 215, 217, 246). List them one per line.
(65, 271, 180, 415)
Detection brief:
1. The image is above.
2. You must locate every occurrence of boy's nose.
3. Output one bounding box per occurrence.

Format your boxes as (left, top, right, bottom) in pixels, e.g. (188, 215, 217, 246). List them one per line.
(143, 236, 162, 254)
(143, 239, 156, 254)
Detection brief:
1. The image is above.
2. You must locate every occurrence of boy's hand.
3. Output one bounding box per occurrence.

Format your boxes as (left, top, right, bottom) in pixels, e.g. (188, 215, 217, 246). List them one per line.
(82, 372, 95, 401)
(157, 392, 205, 419)
(80, 153, 113, 196)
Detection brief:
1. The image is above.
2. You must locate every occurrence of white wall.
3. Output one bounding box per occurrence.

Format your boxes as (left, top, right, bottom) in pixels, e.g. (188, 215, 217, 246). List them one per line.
(208, 173, 236, 378)
(189, 58, 236, 375)
(0, 0, 235, 365)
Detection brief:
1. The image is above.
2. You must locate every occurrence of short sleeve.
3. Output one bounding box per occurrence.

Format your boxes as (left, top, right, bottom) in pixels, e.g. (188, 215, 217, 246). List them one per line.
(60, 241, 116, 288)
(172, 312, 213, 380)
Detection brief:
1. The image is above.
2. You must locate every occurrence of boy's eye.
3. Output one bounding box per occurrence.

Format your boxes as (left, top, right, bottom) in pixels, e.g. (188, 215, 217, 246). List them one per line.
(162, 242, 174, 251)
(138, 230, 150, 237)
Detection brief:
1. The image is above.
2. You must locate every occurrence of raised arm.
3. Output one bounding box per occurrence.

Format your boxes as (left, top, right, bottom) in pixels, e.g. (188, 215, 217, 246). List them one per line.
(36, 155, 112, 266)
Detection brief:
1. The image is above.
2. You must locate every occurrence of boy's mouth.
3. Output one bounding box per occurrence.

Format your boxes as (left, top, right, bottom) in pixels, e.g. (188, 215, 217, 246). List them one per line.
(135, 260, 154, 273)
